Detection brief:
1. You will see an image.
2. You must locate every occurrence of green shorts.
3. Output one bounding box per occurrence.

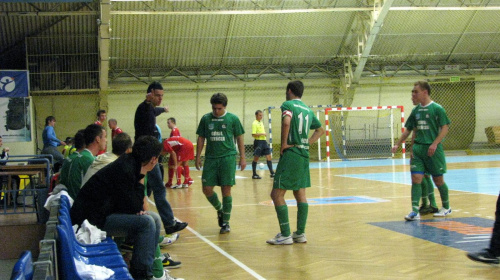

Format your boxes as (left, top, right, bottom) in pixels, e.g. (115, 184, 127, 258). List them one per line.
(273, 150, 310, 191)
(411, 143, 447, 176)
(202, 155, 236, 187)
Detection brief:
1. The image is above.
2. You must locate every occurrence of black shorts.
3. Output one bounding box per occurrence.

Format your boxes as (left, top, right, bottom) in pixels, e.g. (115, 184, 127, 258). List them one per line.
(253, 140, 271, 156)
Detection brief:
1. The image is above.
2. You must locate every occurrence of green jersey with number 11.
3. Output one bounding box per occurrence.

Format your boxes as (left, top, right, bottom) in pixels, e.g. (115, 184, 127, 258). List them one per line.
(281, 99, 322, 158)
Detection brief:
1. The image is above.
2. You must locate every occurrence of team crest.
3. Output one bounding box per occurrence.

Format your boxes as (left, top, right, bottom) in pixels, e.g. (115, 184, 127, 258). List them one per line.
(208, 123, 214, 130)
(416, 113, 420, 120)
(222, 124, 226, 129)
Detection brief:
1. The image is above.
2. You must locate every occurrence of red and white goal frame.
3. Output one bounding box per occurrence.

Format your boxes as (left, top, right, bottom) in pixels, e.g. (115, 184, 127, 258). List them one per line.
(324, 106, 405, 161)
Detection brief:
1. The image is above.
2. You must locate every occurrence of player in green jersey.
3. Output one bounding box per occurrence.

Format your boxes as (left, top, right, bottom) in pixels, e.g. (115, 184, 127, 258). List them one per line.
(266, 81, 324, 245)
(195, 93, 246, 234)
(393, 81, 452, 221)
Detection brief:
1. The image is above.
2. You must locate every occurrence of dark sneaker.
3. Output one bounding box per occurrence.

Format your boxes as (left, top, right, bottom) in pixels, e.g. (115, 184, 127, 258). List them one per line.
(162, 253, 182, 269)
(467, 249, 500, 264)
(120, 242, 134, 253)
(220, 223, 230, 234)
(165, 221, 188, 234)
(252, 175, 262, 179)
(419, 205, 438, 215)
(270, 173, 275, 178)
(217, 210, 223, 227)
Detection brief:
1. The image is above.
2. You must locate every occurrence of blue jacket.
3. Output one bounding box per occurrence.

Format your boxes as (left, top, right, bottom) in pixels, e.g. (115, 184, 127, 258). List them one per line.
(42, 126, 61, 147)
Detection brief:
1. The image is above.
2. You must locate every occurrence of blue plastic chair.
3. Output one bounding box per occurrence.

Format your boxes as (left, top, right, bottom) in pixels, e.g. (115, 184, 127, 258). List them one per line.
(57, 213, 121, 256)
(10, 251, 33, 280)
(56, 225, 133, 280)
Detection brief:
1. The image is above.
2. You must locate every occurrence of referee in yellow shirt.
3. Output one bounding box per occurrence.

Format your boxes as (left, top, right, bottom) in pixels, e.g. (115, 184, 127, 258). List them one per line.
(251, 110, 275, 179)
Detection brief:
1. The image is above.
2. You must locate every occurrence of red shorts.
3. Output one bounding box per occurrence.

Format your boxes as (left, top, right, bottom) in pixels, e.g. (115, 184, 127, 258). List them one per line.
(169, 141, 194, 163)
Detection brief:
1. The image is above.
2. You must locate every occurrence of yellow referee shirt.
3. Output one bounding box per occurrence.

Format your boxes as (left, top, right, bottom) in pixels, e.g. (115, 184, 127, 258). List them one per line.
(252, 120, 266, 140)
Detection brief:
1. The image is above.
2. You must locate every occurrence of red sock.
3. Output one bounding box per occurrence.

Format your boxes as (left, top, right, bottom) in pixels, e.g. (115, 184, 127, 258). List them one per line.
(176, 166, 183, 184)
(183, 165, 190, 180)
(167, 167, 174, 184)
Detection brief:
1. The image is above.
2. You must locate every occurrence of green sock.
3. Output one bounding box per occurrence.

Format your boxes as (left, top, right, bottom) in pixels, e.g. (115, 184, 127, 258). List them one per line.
(152, 245, 163, 278)
(425, 176, 438, 208)
(437, 183, 450, 209)
(275, 205, 290, 236)
(421, 178, 429, 206)
(207, 193, 222, 211)
(296, 203, 308, 235)
(222, 196, 232, 223)
(411, 183, 422, 213)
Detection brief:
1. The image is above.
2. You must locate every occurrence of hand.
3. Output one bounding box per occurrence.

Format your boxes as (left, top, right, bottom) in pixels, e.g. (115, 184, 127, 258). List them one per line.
(195, 157, 202, 170)
(136, 211, 147, 215)
(427, 143, 437, 157)
(239, 158, 246, 171)
(280, 144, 294, 155)
(391, 144, 399, 154)
(61, 141, 67, 146)
(164, 105, 169, 113)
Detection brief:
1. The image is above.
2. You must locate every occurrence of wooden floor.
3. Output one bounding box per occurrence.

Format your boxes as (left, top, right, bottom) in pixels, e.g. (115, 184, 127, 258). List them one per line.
(149, 156, 500, 280)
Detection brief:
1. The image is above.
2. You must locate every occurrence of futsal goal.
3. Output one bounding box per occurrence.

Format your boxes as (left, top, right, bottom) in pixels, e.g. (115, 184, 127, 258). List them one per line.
(324, 106, 405, 161)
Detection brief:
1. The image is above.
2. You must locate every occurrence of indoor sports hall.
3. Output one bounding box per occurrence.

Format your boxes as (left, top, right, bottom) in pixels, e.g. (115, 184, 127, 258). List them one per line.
(1, 1, 500, 279)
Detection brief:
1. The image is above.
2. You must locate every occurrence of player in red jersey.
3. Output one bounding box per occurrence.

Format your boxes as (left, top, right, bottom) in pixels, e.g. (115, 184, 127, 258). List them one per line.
(167, 117, 181, 137)
(162, 136, 194, 189)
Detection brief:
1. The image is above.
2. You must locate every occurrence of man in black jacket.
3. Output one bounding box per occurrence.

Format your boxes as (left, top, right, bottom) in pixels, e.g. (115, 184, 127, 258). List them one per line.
(134, 81, 188, 236)
(71, 136, 163, 279)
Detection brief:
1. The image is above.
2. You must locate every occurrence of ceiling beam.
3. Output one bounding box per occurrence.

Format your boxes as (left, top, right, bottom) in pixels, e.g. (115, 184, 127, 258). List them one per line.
(352, 0, 395, 84)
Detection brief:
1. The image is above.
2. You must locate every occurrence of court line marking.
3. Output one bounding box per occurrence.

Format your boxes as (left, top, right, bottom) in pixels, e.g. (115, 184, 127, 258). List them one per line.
(148, 198, 266, 280)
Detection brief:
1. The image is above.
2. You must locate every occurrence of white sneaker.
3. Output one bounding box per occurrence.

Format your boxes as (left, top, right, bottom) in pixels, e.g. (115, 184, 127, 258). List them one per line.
(292, 232, 307, 243)
(181, 184, 189, 188)
(433, 207, 452, 217)
(404, 211, 420, 221)
(152, 269, 184, 280)
(266, 233, 293, 245)
(159, 233, 180, 247)
(172, 183, 183, 189)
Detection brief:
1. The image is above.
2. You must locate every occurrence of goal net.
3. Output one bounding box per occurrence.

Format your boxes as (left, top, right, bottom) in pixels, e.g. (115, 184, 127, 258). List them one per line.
(325, 106, 405, 161)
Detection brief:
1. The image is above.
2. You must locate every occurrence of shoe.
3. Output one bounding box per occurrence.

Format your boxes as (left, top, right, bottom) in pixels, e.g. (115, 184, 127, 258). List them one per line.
(162, 253, 182, 269)
(467, 249, 500, 264)
(270, 173, 275, 178)
(419, 205, 438, 215)
(182, 178, 193, 188)
(172, 183, 183, 189)
(292, 232, 307, 243)
(165, 221, 188, 234)
(252, 175, 262, 179)
(165, 182, 172, 188)
(152, 269, 185, 280)
(404, 211, 420, 221)
(159, 233, 180, 247)
(220, 223, 230, 234)
(217, 210, 223, 227)
(119, 242, 133, 253)
(433, 207, 452, 217)
(266, 233, 293, 245)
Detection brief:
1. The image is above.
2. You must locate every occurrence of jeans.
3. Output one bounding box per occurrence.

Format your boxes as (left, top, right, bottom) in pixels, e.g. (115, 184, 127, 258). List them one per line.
(148, 163, 175, 230)
(103, 211, 160, 275)
(41, 146, 64, 170)
(490, 192, 500, 256)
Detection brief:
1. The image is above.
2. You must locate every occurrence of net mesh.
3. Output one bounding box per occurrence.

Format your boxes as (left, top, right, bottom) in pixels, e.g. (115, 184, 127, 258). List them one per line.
(326, 108, 403, 160)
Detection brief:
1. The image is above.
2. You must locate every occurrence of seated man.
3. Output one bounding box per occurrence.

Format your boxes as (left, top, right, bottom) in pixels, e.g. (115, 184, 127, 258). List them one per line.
(59, 124, 106, 199)
(71, 136, 169, 279)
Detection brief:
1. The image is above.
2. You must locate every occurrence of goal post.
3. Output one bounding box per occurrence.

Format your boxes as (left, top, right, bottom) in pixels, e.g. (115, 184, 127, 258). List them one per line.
(325, 106, 405, 161)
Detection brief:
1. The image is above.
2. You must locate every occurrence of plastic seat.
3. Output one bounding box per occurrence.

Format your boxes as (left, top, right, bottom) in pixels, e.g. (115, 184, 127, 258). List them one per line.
(56, 225, 131, 275)
(10, 250, 33, 280)
(58, 211, 121, 256)
(57, 225, 133, 280)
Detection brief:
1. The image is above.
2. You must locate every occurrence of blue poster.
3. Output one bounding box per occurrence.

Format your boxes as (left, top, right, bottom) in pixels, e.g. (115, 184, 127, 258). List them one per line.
(0, 70, 29, 98)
